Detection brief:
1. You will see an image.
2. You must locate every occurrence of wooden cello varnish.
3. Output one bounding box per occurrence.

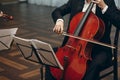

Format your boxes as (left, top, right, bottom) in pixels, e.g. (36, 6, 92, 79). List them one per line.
(50, 2, 105, 80)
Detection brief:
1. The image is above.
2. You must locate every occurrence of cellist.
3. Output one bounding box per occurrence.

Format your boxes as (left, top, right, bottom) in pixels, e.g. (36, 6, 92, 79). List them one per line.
(45, 0, 120, 80)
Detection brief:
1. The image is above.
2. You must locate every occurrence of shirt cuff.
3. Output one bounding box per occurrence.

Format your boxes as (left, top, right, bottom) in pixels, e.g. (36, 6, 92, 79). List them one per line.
(102, 5, 108, 14)
(56, 19, 64, 23)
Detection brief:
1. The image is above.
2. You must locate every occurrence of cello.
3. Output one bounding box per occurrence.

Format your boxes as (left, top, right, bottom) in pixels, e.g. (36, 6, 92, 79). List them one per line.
(50, 2, 111, 80)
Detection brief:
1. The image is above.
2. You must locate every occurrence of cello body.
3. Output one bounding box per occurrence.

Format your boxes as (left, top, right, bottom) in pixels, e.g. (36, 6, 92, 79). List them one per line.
(50, 2, 105, 80)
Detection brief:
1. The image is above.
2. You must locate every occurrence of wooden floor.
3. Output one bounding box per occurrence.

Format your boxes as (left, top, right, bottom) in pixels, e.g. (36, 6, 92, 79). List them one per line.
(0, 2, 120, 80)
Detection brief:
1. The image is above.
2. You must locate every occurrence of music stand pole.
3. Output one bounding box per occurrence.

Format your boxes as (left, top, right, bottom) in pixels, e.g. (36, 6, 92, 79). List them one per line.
(31, 45, 45, 80)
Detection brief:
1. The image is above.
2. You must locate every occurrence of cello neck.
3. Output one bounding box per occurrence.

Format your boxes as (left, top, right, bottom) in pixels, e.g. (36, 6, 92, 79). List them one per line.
(74, 2, 94, 36)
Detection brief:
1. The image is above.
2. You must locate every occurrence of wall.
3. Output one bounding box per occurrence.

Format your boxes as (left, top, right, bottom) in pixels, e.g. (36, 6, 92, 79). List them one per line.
(28, 0, 68, 7)
(28, 0, 120, 8)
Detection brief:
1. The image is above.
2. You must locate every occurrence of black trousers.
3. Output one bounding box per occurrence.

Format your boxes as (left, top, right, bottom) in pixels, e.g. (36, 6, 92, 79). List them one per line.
(45, 45, 112, 80)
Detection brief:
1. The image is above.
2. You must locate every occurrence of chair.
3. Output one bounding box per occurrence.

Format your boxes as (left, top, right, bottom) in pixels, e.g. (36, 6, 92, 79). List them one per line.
(100, 27, 119, 80)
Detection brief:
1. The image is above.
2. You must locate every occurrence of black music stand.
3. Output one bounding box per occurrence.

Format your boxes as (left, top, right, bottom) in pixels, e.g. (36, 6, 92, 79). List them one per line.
(13, 36, 63, 80)
(0, 28, 18, 51)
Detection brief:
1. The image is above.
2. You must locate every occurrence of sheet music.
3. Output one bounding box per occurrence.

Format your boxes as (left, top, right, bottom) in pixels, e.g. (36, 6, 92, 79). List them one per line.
(31, 39, 63, 70)
(0, 28, 18, 50)
(13, 36, 63, 70)
(13, 36, 40, 63)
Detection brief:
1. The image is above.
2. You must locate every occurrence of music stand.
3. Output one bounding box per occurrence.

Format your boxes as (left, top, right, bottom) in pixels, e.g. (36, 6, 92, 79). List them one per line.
(0, 28, 18, 51)
(13, 36, 63, 80)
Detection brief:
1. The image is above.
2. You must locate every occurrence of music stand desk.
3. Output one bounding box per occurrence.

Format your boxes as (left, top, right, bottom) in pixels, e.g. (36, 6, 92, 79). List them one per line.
(13, 36, 63, 80)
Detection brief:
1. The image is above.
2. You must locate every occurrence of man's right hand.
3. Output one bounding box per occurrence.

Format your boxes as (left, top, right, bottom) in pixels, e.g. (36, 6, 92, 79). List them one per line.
(53, 19, 64, 34)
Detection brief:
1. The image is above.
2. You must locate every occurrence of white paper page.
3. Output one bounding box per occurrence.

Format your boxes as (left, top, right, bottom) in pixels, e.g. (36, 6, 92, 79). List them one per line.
(31, 39, 63, 70)
(13, 36, 40, 63)
(0, 28, 18, 37)
(0, 28, 18, 50)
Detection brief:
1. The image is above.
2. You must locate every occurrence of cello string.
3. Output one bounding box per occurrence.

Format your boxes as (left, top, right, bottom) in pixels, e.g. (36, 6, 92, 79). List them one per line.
(62, 32, 116, 49)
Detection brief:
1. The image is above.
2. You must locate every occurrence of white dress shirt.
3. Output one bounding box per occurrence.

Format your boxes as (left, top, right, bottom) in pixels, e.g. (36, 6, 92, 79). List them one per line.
(56, 0, 108, 22)
(82, 0, 108, 14)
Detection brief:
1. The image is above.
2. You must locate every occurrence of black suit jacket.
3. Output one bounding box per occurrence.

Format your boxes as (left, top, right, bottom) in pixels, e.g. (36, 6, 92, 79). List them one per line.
(52, 0, 120, 50)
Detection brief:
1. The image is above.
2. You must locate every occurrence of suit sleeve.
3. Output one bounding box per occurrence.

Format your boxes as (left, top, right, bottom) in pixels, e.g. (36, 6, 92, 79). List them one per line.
(51, 0, 72, 23)
(104, 0, 120, 29)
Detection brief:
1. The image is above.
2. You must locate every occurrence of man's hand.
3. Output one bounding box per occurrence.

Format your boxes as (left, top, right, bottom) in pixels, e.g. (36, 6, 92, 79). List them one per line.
(53, 19, 64, 34)
(92, 0, 107, 9)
